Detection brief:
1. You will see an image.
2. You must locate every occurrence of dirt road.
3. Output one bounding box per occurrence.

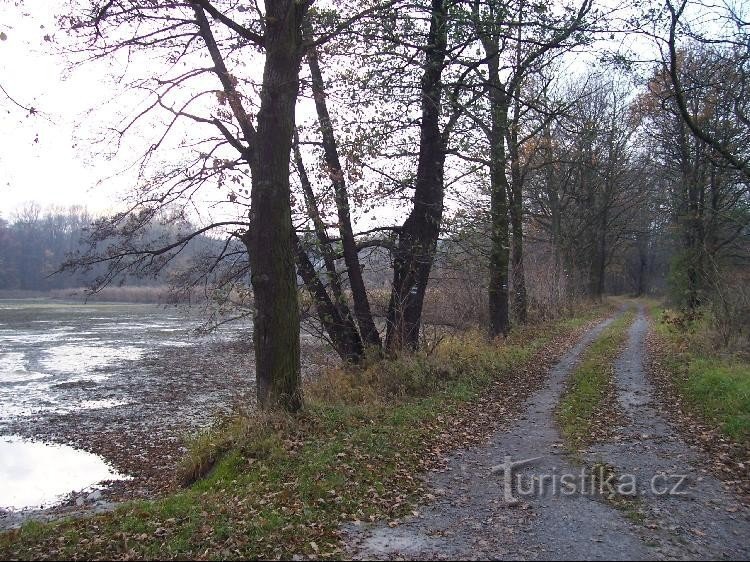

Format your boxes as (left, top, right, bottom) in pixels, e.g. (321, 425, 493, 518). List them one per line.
(345, 306, 750, 560)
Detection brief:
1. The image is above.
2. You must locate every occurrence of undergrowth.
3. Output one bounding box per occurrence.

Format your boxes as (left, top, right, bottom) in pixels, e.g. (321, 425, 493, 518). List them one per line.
(652, 306, 750, 443)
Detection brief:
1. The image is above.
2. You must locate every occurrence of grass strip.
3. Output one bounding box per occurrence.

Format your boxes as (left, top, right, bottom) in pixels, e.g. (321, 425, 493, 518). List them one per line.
(557, 309, 635, 450)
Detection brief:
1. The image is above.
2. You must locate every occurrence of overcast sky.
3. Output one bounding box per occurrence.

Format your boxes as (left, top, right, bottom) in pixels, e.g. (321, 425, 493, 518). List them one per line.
(0, 2, 136, 219)
(0, 0, 703, 225)
(0, 1, 415, 227)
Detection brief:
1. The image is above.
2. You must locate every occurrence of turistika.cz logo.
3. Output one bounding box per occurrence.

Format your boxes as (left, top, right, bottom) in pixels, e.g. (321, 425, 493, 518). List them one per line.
(490, 455, 688, 502)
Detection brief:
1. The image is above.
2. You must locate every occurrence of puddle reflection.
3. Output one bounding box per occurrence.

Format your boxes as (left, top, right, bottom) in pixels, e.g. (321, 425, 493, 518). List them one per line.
(0, 437, 127, 510)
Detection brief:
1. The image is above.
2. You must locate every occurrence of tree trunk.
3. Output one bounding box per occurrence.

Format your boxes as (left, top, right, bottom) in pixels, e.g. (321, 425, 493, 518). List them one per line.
(482, 34, 512, 338)
(634, 229, 648, 297)
(293, 235, 364, 362)
(293, 136, 345, 304)
(543, 125, 563, 306)
(588, 209, 607, 301)
(508, 20, 527, 325)
(509, 115, 527, 324)
(488, 96, 511, 337)
(678, 124, 704, 310)
(247, 0, 305, 412)
(385, 0, 447, 351)
(306, 38, 382, 350)
(292, 138, 366, 362)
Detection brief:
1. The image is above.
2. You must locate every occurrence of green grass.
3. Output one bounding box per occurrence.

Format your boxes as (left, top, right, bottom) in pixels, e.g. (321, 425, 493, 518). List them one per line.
(557, 310, 635, 449)
(0, 305, 610, 560)
(652, 306, 750, 442)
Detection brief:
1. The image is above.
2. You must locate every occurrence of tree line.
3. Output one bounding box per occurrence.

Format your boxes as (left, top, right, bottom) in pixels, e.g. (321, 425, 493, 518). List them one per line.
(0, 205, 97, 291)
(15, 0, 747, 411)
(0, 204, 230, 294)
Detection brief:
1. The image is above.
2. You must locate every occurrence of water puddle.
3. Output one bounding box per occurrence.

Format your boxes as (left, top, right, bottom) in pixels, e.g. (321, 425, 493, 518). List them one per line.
(0, 437, 127, 511)
(72, 399, 131, 412)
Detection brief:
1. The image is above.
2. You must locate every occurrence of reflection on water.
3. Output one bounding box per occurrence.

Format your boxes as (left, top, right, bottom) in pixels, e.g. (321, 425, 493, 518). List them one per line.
(0, 300, 201, 423)
(0, 437, 126, 510)
(40, 344, 145, 379)
(0, 298, 248, 512)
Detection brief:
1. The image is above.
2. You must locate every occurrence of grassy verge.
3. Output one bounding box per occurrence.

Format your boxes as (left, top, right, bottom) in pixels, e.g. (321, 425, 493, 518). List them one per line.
(0, 306, 610, 560)
(555, 308, 643, 520)
(650, 306, 750, 443)
(557, 309, 634, 450)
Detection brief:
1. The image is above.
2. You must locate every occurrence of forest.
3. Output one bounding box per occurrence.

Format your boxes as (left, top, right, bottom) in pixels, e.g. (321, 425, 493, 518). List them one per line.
(0, 204, 231, 297)
(27, 0, 747, 409)
(0, 0, 749, 559)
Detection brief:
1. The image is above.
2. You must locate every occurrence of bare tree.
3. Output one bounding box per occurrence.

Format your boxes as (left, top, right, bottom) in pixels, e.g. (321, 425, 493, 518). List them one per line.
(642, 45, 750, 308)
(466, 0, 594, 336)
(60, 0, 318, 411)
(664, 0, 750, 182)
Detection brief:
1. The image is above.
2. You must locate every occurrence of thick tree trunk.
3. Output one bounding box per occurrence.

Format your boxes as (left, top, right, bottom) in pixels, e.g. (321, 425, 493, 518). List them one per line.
(385, 0, 447, 351)
(306, 39, 382, 350)
(247, 0, 305, 412)
(678, 126, 705, 310)
(485, 50, 511, 338)
(475, 14, 512, 339)
(488, 99, 511, 337)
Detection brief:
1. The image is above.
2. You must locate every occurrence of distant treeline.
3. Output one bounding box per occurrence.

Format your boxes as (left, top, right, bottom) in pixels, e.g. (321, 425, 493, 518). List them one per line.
(0, 204, 224, 295)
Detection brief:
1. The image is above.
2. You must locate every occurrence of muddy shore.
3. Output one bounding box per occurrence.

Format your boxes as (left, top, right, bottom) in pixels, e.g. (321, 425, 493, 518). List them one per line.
(0, 301, 333, 529)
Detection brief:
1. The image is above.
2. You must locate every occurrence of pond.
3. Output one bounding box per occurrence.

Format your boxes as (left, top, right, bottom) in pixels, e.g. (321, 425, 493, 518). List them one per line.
(0, 300, 200, 424)
(0, 437, 126, 510)
(0, 299, 202, 512)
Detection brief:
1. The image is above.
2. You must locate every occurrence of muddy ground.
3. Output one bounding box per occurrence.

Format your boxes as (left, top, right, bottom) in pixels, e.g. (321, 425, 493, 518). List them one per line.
(0, 300, 333, 529)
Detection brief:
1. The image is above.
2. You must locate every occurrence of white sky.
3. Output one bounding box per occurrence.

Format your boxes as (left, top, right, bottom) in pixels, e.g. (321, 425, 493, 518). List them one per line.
(0, 0, 413, 228)
(0, 0, 719, 225)
(0, 2, 141, 219)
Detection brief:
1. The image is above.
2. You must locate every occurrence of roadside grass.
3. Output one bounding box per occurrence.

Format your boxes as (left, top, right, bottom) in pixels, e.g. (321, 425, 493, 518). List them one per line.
(0, 306, 609, 560)
(557, 310, 634, 450)
(651, 306, 750, 443)
(588, 459, 646, 523)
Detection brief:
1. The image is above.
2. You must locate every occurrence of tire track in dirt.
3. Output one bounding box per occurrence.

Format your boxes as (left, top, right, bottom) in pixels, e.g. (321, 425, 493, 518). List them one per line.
(345, 308, 661, 560)
(585, 305, 750, 560)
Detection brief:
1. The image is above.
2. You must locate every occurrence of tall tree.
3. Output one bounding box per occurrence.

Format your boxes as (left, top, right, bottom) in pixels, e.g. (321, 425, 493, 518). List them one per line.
(469, 0, 594, 336)
(642, 46, 750, 308)
(385, 0, 450, 350)
(59, 0, 320, 411)
(304, 23, 382, 351)
(664, 0, 750, 182)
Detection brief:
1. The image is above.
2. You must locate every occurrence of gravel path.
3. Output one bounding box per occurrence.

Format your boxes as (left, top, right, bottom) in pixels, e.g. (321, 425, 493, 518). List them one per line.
(345, 306, 750, 560)
(585, 306, 750, 559)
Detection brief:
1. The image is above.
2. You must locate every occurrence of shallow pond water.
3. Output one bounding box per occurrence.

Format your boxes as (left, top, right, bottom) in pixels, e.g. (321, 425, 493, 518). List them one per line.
(0, 299, 212, 511)
(0, 299, 200, 422)
(0, 437, 126, 510)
